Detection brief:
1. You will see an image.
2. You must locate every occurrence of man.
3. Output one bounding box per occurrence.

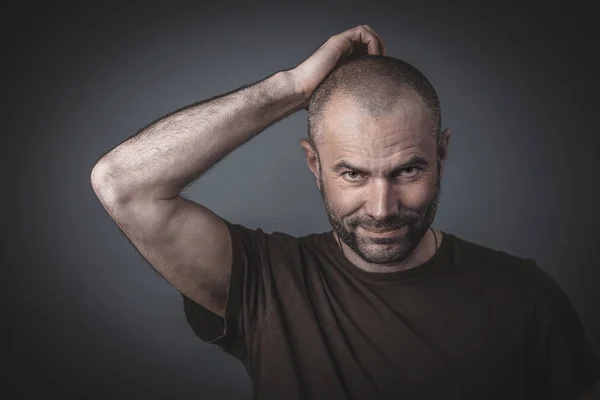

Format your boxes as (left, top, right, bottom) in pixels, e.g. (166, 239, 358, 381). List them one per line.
(91, 25, 600, 399)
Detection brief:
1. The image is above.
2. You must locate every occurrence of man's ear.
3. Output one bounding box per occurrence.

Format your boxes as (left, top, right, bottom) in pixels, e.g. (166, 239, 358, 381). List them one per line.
(300, 138, 321, 190)
(437, 128, 452, 179)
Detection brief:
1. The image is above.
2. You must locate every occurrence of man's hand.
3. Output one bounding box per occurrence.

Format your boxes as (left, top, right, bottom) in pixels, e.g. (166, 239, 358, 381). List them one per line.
(290, 25, 387, 109)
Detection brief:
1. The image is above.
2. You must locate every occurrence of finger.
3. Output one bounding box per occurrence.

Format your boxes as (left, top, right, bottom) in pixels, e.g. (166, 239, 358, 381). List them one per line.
(351, 25, 380, 55)
(331, 25, 380, 57)
(362, 25, 387, 56)
(360, 25, 386, 56)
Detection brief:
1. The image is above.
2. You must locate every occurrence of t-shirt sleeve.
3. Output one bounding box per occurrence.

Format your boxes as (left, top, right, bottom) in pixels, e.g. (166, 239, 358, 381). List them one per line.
(525, 270, 600, 398)
(180, 217, 289, 360)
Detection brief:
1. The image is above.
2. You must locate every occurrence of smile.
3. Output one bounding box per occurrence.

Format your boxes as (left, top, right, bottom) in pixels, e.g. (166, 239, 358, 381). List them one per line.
(361, 226, 404, 237)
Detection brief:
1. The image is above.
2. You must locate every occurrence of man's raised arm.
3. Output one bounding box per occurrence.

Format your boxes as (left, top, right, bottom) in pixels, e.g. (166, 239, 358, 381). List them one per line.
(90, 25, 386, 318)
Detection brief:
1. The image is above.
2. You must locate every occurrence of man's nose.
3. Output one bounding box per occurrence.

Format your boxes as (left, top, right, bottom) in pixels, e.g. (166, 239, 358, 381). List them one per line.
(364, 179, 400, 222)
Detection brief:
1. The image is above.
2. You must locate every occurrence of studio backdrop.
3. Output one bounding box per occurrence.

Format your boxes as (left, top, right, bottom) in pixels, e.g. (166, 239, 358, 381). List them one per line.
(10, 1, 599, 398)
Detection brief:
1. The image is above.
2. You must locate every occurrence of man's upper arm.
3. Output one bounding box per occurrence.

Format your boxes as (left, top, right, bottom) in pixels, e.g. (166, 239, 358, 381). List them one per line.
(94, 189, 234, 317)
(95, 183, 291, 358)
(96, 190, 245, 355)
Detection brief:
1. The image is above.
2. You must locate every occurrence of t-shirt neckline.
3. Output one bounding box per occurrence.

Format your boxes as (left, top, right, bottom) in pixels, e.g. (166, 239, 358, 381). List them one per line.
(325, 229, 452, 283)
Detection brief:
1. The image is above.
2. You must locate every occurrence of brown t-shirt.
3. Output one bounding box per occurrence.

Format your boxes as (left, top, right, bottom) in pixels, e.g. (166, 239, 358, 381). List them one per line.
(182, 218, 600, 399)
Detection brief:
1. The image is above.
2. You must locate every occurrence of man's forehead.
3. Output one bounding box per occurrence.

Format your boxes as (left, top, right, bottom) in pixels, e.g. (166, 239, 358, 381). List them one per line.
(321, 110, 430, 153)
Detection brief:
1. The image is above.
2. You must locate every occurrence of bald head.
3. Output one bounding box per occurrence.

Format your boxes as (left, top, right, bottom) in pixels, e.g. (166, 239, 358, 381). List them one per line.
(307, 55, 441, 154)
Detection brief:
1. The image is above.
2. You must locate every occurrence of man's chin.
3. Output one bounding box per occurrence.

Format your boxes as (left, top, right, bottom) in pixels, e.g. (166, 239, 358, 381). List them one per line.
(356, 233, 417, 261)
(358, 248, 412, 265)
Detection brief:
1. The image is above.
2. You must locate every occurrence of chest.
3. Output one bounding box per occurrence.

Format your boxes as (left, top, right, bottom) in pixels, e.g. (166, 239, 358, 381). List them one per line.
(247, 266, 527, 399)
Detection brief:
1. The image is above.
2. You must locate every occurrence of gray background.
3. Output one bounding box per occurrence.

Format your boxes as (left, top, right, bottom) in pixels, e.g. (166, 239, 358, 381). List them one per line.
(10, 0, 599, 398)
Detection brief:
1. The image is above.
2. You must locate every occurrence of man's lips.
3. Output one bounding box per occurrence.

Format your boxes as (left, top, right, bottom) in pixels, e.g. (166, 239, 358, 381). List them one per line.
(363, 227, 402, 233)
(361, 225, 405, 236)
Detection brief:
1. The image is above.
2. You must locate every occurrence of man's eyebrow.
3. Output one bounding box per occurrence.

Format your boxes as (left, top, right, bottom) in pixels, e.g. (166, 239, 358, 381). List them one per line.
(332, 155, 430, 176)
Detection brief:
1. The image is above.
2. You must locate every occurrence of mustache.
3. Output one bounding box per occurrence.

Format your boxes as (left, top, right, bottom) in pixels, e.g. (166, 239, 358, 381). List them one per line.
(353, 216, 419, 230)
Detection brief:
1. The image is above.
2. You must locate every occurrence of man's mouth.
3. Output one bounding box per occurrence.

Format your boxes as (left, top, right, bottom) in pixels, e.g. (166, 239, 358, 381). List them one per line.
(361, 226, 404, 236)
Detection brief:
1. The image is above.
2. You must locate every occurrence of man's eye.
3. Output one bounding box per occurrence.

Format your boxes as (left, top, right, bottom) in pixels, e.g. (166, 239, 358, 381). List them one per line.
(343, 167, 422, 181)
(401, 166, 421, 177)
(343, 171, 363, 181)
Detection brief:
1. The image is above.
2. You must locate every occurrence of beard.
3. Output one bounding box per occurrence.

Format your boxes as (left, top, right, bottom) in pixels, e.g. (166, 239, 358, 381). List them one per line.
(318, 155, 441, 266)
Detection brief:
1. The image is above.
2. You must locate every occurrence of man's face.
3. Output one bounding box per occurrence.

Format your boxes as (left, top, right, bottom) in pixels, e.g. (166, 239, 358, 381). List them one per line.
(308, 93, 446, 266)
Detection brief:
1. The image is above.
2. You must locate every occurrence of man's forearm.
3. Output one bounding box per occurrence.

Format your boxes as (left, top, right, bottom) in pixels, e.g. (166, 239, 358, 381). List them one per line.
(91, 70, 305, 203)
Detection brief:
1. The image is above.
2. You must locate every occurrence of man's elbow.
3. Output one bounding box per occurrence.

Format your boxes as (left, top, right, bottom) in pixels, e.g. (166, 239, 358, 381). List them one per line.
(91, 163, 115, 201)
(91, 162, 128, 209)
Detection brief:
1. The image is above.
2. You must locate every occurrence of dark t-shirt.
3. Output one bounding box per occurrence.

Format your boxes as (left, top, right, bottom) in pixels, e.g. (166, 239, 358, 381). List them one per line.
(182, 219, 600, 399)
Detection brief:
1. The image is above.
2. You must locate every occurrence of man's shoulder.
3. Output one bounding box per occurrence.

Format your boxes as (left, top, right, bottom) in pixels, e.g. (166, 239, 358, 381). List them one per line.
(449, 232, 531, 263)
(446, 231, 552, 287)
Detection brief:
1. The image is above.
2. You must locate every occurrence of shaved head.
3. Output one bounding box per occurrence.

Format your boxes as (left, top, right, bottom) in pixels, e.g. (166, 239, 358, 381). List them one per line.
(300, 53, 451, 272)
(307, 55, 441, 157)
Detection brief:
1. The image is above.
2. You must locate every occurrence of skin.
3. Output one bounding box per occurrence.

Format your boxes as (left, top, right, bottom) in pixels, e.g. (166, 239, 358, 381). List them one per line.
(301, 91, 451, 273)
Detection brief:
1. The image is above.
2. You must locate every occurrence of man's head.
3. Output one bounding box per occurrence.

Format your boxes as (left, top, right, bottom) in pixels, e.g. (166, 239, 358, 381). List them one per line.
(300, 55, 451, 267)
